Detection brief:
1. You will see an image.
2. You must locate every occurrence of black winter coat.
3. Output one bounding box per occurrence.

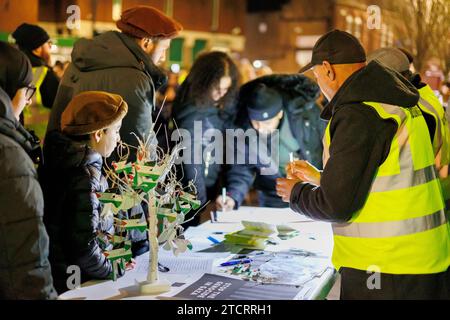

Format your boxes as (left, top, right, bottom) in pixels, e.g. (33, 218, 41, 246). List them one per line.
(40, 131, 117, 294)
(172, 98, 237, 206)
(46, 31, 166, 162)
(226, 74, 326, 208)
(0, 88, 57, 299)
(290, 61, 421, 222)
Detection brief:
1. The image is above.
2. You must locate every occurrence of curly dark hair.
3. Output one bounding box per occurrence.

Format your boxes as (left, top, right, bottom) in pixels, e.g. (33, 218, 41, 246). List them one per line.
(174, 51, 240, 109)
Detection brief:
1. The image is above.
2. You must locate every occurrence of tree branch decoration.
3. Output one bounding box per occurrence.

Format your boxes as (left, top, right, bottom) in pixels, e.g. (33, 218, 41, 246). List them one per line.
(96, 126, 201, 293)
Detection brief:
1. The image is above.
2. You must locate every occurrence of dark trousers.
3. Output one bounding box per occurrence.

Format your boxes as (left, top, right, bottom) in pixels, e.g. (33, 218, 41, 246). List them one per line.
(339, 267, 450, 300)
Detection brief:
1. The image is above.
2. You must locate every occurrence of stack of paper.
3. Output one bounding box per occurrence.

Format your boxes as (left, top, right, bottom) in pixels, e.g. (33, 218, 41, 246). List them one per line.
(224, 221, 277, 249)
(277, 225, 300, 240)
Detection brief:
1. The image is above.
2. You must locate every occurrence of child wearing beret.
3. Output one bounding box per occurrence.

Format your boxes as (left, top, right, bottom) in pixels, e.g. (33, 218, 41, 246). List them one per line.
(40, 91, 133, 293)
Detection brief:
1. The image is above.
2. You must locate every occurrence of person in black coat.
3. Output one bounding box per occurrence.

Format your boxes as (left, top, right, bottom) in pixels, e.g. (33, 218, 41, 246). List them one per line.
(12, 23, 60, 141)
(216, 74, 325, 210)
(12, 23, 60, 110)
(0, 42, 57, 299)
(40, 91, 131, 294)
(172, 51, 240, 224)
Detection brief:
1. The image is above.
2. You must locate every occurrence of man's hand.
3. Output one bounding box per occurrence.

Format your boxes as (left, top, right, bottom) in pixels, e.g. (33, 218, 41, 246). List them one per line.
(286, 160, 321, 186)
(276, 178, 301, 202)
(215, 195, 236, 212)
(126, 258, 136, 271)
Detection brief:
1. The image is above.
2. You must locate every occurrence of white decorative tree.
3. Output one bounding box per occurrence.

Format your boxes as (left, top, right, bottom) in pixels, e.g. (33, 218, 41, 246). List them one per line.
(98, 129, 201, 294)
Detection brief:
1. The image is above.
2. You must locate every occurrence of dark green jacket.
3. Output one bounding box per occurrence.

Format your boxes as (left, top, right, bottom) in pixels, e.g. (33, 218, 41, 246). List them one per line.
(46, 31, 166, 161)
(0, 87, 57, 299)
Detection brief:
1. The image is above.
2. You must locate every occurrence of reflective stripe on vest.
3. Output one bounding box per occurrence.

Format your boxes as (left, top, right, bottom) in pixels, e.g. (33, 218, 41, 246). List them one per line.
(31, 66, 48, 107)
(324, 101, 450, 274)
(24, 66, 50, 142)
(333, 209, 448, 238)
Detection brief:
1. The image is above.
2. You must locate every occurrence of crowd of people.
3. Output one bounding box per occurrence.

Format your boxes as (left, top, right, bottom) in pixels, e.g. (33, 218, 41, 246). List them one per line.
(0, 5, 449, 300)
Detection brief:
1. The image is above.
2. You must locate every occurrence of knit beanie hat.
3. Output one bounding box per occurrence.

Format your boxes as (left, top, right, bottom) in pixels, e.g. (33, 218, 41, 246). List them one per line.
(61, 91, 128, 135)
(12, 23, 50, 51)
(116, 6, 183, 39)
(0, 41, 33, 99)
(247, 83, 283, 121)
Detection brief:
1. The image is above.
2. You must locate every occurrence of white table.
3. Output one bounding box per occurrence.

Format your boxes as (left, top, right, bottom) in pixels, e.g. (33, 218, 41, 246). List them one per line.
(59, 206, 336, 300)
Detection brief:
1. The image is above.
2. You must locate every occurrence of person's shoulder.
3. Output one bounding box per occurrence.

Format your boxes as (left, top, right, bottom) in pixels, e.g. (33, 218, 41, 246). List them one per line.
(331, 103, 398, 140)
(0, 134, 36, 179)
(334, 102, 391, 122)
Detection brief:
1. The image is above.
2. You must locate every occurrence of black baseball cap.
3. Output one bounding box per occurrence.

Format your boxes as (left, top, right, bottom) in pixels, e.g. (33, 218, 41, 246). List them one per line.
(298, 29, 366, 73)
(246, 84, 283, 121)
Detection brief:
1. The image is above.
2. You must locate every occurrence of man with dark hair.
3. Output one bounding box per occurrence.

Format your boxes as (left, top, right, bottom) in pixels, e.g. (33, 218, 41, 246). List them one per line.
(12, 23, 60, 141)
(216, 74, 325, 210)
(46, 5, 182, 162)
(0, 42, 57, 300)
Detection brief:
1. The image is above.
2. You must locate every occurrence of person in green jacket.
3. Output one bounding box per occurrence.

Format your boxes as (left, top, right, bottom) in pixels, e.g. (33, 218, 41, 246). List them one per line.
(46, 6, 182, 163)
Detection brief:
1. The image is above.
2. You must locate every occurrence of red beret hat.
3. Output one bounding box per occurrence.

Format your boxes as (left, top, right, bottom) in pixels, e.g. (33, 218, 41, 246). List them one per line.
(116, 6, 183, 39)
(61, 91, 128, 135)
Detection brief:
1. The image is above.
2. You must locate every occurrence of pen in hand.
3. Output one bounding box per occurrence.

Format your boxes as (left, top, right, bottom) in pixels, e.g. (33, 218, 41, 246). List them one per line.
(222, 187, 226, 212)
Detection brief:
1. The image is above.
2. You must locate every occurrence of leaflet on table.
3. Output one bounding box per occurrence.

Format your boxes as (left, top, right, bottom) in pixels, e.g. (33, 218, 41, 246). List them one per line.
(216, 206, 313, 224)
(157, 273, 304, 300)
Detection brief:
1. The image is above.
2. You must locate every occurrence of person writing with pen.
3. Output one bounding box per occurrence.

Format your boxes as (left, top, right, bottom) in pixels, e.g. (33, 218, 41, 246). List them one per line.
(216, 74, 325, 211)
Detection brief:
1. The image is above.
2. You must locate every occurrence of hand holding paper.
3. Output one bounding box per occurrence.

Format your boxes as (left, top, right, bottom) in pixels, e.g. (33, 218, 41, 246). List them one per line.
(286, 160, 321, 186)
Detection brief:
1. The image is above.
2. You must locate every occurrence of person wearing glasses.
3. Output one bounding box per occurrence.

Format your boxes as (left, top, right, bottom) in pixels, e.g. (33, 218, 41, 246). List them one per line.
(0, 42, 57, 299)
(12, 23, 60, 142)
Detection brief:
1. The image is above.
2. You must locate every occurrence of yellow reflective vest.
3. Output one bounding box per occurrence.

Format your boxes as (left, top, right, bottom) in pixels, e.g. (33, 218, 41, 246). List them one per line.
(323, 102, 450, 274)
(23, 66, 51, 142)
(418, 85, 450, 210)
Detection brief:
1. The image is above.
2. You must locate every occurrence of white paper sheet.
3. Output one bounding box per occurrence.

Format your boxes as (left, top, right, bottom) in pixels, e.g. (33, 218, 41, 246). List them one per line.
(135, 251, 216, 274)
(216, 206, 313, 224)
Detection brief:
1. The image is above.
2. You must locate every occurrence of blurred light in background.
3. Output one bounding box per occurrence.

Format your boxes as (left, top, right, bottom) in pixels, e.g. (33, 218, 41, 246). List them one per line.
(258, 22, 268, 34)
(253, 60, 262, 68)
(170, 63, 181, 73)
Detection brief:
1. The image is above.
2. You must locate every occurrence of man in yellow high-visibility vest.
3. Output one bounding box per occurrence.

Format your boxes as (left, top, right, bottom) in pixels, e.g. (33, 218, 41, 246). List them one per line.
(12, 23, 60, 142)
(368, 48, 450, 211)
(276, 30, 450, 299)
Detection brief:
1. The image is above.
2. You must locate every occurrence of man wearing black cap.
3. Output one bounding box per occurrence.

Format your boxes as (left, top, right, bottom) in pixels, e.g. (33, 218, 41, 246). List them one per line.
(12, 23, 60, 142)
(276, 30, 450, 299)
(216, 74, 324, 210)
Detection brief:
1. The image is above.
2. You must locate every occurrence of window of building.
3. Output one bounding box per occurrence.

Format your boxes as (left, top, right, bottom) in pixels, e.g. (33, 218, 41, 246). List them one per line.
(345, 15, 354, 34)
(354, 17, 362, 39)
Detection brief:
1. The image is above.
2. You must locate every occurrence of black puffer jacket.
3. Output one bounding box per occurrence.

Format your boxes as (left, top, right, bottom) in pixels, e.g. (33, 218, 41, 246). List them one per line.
(0, 88, 57, 299)
(226, 74, 325, 208)
(40, 131, 117, 294)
